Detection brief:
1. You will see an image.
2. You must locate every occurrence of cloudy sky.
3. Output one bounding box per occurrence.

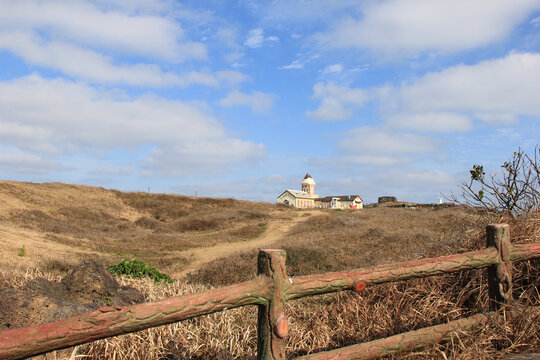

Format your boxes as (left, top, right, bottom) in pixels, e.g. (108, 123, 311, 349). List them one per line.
(0, 0, 539, 203)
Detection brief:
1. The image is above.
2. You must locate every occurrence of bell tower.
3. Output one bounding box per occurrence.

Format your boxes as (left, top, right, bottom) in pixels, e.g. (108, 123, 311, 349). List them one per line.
(301, 173, 316, 197)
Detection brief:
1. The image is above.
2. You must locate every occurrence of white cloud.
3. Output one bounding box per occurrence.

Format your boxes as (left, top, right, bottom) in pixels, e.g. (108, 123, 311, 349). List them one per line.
(216, 26, 246, 64)
(0, 0, 206, 61)
(215, 70, 250, 84)
(244, 28, 279, 48)
(316, 169, 457, 203)
(312, 154, 410, 167)
(245, 29, 265, 48)
(530, 16, 540, 27)
(322, 0, 540, 55)
(322, 63, 344, 74)
(474, 113, 517, 124)
(218, 91, 276, 113)
(0, 31, 246, 88)
(307, 82, 369, 121)
(308, 97, 353, 120)
(390, 52, 540, 123)
(92, 0, 172, 14)
(280, 59, 305, 70)
(338, 126, 439, 156)
(88, 166, 133, 176)
(0, 75, 265, 175)
(0, 153, 70, 174)
(144, 140, 266, 177)
(174, 174, 289, 201)
(279, 54, 321, 70)
(387, 112, 473, 133)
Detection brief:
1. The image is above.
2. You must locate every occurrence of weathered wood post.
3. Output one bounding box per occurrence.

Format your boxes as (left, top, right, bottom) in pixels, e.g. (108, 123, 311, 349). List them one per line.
(486, 224, 512, 310)
(257, 249, 288, 360)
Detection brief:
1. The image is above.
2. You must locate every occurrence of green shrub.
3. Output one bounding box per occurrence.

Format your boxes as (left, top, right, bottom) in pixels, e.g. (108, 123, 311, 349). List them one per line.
(108, 259, 173, 283)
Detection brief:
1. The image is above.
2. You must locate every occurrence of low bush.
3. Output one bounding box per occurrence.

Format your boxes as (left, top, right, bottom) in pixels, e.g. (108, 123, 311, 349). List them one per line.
(134, 216, 164, 231)
(108, 259, 173, 283)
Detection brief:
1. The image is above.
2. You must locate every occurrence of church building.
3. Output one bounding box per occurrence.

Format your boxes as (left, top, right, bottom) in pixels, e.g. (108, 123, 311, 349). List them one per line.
(277, 173, 363, 210)
(276, 173, 319, 208)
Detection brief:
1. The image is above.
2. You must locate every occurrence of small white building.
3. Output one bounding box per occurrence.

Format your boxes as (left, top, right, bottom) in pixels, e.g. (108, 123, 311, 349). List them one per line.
(319, 195, 363, 209)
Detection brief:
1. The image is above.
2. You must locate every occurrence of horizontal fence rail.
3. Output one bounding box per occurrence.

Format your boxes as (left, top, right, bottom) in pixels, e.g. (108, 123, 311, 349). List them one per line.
(287, 241, 540, 300)
(0, 224, 539, 360)
(296, 306, 540, 360)
(0, 277, 271, 359)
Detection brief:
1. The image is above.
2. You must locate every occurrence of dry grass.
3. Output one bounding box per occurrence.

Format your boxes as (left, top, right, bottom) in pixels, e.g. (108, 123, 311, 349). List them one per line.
(103, 209, 537, 359)
(8, 255, 538, 359)
(186, 206, 482, 285)
(0, 180, 277, 277)
(0, 180, 538, 359)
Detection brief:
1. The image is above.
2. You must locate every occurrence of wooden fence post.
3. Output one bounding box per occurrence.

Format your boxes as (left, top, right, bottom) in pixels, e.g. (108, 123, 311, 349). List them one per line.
(257, 249, 288, 360)
(486, 224, 512, 310)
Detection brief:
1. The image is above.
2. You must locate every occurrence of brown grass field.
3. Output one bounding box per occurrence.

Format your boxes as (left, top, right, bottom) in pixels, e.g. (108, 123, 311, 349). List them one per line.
(0, 180, 538, 359)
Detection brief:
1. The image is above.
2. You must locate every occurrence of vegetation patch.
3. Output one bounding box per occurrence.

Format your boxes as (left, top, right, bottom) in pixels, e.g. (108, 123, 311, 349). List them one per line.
(17, 245, 25, 257)
(108, 259, 173, 283)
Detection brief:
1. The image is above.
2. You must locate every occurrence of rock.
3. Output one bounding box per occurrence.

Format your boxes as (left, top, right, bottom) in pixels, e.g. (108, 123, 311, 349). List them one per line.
(116, 285, 145, 305)
(0, 288, 95, 330)
(60, 259, 120, 303)
(0, 259, 145, 330)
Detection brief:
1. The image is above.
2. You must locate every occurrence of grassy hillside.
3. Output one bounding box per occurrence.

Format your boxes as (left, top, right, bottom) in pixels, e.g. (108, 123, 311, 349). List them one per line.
(0, 180, 282, 278)
(0, 180, 538, 359)
(186, 206, 481, 286)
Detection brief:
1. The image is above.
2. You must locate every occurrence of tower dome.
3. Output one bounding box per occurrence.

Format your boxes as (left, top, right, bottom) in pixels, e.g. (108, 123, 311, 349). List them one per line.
(301, 173, 316, 197)
(301, 172, 315, 185)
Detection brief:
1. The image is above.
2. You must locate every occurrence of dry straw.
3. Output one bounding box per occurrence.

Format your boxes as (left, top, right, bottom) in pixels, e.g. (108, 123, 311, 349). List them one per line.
(1, 202, 538, 359)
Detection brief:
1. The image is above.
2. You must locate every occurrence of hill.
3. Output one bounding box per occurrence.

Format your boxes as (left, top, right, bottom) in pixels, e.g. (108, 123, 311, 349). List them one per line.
(0, 180, 538, 359)
(0, 180, 289, 279)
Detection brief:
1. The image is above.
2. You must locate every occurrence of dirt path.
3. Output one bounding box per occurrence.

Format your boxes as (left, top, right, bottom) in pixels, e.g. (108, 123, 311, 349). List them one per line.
(174, 210, 319, 278)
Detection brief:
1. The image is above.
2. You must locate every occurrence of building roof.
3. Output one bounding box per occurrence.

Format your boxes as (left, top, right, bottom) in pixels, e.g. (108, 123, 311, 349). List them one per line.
(301, 172, 315, 185)
(278, 189, 314, 199)
(318, 195, 363, 202)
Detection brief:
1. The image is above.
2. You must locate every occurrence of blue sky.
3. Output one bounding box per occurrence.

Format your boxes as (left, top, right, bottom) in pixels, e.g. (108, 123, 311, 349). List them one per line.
(0, 0, 539, 203)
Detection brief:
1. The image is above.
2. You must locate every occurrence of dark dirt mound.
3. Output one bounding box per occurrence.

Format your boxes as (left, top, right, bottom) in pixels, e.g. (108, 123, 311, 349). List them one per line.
(0, 259, 144, 330)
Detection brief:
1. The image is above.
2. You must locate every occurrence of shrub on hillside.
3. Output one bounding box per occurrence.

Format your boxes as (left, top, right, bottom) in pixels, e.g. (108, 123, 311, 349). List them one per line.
(108, 259, 172, 283)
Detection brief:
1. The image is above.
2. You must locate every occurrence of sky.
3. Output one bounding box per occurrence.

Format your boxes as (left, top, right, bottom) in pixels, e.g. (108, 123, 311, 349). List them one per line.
(0, 0, 539, 204)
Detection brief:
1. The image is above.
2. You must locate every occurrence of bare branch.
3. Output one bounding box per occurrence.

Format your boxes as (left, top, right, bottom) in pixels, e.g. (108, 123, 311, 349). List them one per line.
(448, 146, 540, 216)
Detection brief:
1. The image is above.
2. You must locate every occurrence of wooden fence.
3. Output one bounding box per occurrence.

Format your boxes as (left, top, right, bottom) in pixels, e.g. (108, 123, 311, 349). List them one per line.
(0, 224, 539, 360)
